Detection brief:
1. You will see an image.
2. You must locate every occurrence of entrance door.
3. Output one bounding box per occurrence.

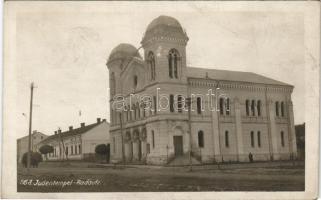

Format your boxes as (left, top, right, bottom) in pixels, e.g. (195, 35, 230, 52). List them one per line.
(173, 136, 183, 156)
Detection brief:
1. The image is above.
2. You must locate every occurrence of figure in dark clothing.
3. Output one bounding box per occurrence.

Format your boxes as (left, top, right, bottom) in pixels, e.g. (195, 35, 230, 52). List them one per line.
(249, 152, 253, 163)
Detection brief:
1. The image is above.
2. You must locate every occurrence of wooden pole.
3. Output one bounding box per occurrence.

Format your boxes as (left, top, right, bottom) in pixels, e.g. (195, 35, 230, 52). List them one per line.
(27, 82, 34, 170)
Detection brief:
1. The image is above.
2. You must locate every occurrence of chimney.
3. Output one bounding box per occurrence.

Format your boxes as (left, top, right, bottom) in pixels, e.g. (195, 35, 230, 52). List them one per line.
(80, 122, 85, 128)
(102, 119, 106, 122)
(58, 129, 62, 134)
(54, 131, 57, 135)
(97, 118, 101, 123)
(69, 126, 73, 131)
(33, 130, 37, 134)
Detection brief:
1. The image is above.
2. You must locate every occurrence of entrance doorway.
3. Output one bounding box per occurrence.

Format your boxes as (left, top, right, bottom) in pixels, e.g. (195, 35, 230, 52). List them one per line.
(173, 136, 183, 156)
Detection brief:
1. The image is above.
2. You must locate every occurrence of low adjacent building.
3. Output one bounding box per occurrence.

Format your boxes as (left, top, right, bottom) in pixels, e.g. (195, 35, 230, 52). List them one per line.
(17, 131, 48, 163)
(35, 118, 110, 161)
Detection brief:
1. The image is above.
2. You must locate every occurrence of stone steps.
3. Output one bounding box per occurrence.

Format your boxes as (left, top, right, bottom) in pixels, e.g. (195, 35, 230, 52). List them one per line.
(168, 154, 201, 166)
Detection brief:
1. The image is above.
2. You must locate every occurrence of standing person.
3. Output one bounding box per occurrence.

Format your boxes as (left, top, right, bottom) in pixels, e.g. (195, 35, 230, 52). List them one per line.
(249, 152, 253, 163)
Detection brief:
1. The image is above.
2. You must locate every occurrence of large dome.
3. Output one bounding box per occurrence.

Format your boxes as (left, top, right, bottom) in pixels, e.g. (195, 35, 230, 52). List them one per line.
(142, 15, 188, 43)
(108, 43, 141, 63)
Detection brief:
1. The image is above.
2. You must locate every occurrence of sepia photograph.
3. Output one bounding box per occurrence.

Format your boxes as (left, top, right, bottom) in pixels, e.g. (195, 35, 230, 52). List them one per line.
(2, 1, 320, 199)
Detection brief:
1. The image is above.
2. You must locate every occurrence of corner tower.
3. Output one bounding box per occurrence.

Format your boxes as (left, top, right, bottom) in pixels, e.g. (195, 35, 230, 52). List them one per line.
(141, 16, 189, 83)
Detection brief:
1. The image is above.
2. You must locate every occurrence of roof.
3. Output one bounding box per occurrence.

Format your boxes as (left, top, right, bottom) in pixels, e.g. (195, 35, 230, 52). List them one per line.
(142, 15, 188, 43)
(108, 43, 141, 63)
(17, 131, 48, 141)
(187, 67, 292, 86)
(40, 121, 108, 143)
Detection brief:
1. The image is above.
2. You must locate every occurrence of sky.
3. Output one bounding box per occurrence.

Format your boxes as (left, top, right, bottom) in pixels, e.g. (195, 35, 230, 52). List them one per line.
(15, 4, 305, 138)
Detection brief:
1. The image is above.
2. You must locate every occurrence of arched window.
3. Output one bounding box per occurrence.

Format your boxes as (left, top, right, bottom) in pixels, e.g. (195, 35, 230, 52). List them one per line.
(113, 137, 116, 153)
(280, 131, 285, 147)
(251, 131, 254, 147)
(177, 95, 183, 113)
(219, 98, 224, 115)
(257, 131, 261, 147)
(198, 131, 204, 148)
(110, 72, 116, 96)
(151, 130, 155, 148)
(153, 96, 157, 114)
(275, 101, 279, 116)
(170, 94, 174, 112)
(168, 49, 180, 79)
(225, 131, 229, 147)
(246, 100, 250, 116)
(251, 100, 255, 116)
(226, 98, 230, 115)
(148, 52, 156, 80)
(281, 102, 285, 117)
(257, 100, 261, 116)
(136, 102, 140, 119)
(197, 97, 202, 114)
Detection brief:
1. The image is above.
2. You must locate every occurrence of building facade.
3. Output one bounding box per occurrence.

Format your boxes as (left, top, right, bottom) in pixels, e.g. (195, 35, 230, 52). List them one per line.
(17, 131, 48, 163)
(107, 16, 297, 165)
(35, 118, 110, 161)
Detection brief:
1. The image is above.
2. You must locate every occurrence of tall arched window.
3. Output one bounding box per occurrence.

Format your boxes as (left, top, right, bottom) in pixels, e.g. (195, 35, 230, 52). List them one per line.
(251, 131, 255, 147)
(226, 98, 230, 115)
(251, 100, 255, 116)
(148, 51, 156, 80)
(275, 101, 279, 116)
(178, 95, 183, 113)
(198, 131, 204, 148)
(197, 97, 202, 114)
(257, 100, 261, 116)
(152, 130, 155, 148)
(168, 49, 180, 79)
(257, 131, 261, 147)
(133, 75, 138, 88)
(280, 131, 285, 147)
(170, 94, 174, 112)
(225, 131, 229, 147)
(281, 102, 285, 117)
(246, 100, 250, 116)
(110, 72, 116, 96)
(219, 98, 224, 115)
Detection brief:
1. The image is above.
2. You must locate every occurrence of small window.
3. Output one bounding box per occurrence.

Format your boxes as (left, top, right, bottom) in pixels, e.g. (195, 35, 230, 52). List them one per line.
(75, 145, 77, 154)
(257, 131, 261, 147)
(65, 146, 68, 155)
(275, 101, 279, 116)
(225, 131, 229, 147)
(170, 94, 174, 112)
(79, 145, 81, 154)
(71, 145, 73, 155)
(152, 131, 155, 148)
(281, 131, 285, 147)
(251, 131, 254, 147)
(198, 131, 204, 148)
(197, 97, 202, 114)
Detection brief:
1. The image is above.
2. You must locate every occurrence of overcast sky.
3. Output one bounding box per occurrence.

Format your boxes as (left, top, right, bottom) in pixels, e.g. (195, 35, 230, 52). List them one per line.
(15, 4, 305, 138)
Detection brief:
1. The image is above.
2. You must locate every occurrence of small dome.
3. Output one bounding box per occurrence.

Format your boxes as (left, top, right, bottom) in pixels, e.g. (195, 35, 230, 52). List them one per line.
(108, 43, 141, 63)
(142, 16, 188, 43)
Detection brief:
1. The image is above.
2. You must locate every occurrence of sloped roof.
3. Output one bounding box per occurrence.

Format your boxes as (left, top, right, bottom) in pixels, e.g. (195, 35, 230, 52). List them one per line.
(17, 131, 48, 141)
(187, 67, 292, 86)
(41, 121, 108, 143)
